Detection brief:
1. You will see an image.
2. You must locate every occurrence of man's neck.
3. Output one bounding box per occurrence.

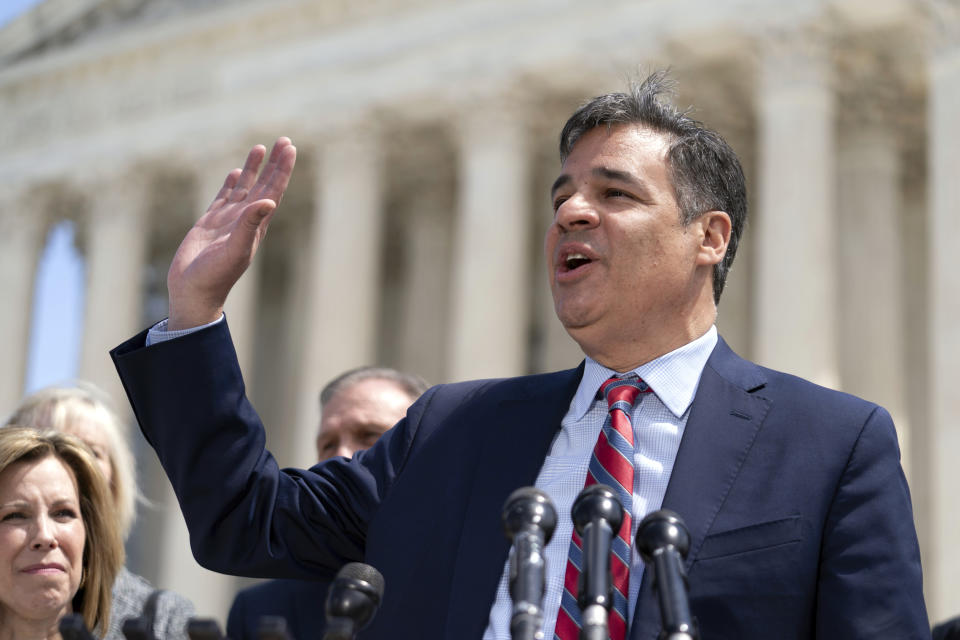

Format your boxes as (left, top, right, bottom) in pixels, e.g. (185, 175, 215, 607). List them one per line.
(574, 309, 717, 373)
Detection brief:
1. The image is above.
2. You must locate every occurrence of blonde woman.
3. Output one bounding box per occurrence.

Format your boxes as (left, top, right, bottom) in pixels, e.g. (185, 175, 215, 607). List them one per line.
(6, 385, 194, 640)
(0, 427, 123, 638)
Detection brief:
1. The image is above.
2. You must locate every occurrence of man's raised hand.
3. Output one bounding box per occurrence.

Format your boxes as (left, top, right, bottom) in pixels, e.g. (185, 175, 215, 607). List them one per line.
(167, 137, 297, 331)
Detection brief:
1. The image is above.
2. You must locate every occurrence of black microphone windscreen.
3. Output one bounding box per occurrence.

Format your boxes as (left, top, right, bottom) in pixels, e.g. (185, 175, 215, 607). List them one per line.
(336, 562, 385, 598)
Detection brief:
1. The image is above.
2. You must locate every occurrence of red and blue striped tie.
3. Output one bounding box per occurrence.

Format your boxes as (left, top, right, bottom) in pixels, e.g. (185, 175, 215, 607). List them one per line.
(554, 375, 650, 640)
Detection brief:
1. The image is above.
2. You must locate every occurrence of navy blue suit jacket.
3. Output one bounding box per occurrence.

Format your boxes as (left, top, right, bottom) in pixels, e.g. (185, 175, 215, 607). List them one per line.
(112, 320, 928, 639)
(226, 578, 331, 640)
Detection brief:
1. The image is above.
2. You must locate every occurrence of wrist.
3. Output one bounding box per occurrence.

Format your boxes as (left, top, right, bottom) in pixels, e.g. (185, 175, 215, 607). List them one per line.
(167, 300, 224, 332)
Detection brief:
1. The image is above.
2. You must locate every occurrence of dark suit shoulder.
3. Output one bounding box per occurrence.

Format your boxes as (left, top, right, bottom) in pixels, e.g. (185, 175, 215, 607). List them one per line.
(710, 337, 886, 435)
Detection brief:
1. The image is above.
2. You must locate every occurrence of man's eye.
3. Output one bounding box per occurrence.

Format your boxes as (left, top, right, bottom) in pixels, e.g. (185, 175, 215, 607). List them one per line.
(552, 196, 568, 212)
(606, 189, 627, 198)
(1, 511, 26, 522)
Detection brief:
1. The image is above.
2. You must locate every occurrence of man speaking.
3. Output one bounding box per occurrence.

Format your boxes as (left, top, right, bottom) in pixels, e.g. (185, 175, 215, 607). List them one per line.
(111, 71, 928, 639)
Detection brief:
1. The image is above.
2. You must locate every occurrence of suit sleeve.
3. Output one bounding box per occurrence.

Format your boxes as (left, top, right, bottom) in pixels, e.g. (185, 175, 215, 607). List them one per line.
(815, 405, 929, 638)
(111, 319, 423, 579)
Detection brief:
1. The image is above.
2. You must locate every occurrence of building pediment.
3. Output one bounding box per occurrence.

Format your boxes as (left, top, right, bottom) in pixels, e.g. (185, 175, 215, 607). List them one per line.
(0, 0, 228, 66)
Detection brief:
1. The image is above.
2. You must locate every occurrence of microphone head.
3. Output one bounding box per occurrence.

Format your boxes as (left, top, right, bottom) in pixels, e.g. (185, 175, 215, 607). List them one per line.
(502, 487, 558, 543)
(572, 484, 624, 536)
(325, 562, 386, 631)
(636, 509, 691, 562)
(336, 562, 386, 599)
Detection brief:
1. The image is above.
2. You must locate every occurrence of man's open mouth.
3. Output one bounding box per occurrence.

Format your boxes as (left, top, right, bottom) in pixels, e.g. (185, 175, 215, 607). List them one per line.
(563, 252, 593, 272)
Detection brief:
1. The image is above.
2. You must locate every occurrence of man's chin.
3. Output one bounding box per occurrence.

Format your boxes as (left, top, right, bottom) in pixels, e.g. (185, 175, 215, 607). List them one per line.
(556, 310, 598, 340)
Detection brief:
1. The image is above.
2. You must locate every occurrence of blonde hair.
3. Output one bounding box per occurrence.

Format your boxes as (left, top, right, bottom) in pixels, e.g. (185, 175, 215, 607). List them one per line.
(4, 384, 139, 539)
(0, 427, 124, 632)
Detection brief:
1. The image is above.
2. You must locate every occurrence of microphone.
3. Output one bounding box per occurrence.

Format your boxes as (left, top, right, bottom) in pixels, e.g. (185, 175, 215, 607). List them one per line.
(571, 484, 624, 640)
(256, 616, 295, 640)
(502, 487, 558, 640)
(636, 510, 698, 640)
(58, 614, 98, 640)
(186, 619, 226, 640)
(121, 617, 156, 640)
(322, 562, 386, 640)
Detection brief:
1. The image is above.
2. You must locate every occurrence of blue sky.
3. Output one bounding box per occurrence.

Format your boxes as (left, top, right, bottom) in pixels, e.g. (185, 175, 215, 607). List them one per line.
(24, 222, 86, 393)
(0, 0, 43, 28)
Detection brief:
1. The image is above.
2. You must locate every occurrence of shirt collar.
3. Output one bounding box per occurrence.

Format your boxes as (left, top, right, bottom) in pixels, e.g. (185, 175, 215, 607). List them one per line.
(569, 325, 718, 421)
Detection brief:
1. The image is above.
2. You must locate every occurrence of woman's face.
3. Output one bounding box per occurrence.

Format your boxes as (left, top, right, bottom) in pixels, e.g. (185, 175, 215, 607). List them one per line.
(0, 455, 86, 624)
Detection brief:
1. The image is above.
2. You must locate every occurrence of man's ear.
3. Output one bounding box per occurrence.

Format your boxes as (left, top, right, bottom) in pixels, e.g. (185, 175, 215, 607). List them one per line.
(695, 210, 732, 266)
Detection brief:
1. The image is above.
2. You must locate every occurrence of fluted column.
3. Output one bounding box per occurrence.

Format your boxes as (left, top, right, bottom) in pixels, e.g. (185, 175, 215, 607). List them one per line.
(448, 100, 531, 381)
(397, 186, 454, 383)
(78, 175, 149, 406)
(754, 29, 839, 387)
(0, 187, 45, 412)
(293, 130, 384, 467)
(195, 153, 262, 378)
(835, 59, 909, 473)
(925, 0, 960, 620)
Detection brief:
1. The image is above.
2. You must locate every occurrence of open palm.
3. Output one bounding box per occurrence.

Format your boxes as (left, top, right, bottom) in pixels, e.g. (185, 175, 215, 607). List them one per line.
(167, 137, 297, 330)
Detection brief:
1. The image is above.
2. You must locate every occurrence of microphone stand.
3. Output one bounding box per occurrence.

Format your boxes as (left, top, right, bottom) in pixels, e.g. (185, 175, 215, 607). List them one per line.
(571, 484, 624, 640)
(636, 509, 698, 640)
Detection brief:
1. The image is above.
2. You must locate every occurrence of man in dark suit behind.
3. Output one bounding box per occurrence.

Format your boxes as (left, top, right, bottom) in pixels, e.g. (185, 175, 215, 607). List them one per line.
(226, 367, 427, 640)
(111, 70, 929, 638)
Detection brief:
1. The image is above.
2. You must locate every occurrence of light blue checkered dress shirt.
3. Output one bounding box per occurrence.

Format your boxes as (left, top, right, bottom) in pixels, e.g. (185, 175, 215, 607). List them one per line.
(482, 326, 717, 640)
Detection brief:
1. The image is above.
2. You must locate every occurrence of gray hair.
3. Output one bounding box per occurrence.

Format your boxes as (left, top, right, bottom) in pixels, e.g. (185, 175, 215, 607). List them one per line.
(559, 69, 747, 303)
(319, 366, 430, 409)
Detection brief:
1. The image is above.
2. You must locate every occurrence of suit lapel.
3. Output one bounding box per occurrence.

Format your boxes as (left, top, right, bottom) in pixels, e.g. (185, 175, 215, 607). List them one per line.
(631, 339, 771, 640)
(444, 365, 584, 640)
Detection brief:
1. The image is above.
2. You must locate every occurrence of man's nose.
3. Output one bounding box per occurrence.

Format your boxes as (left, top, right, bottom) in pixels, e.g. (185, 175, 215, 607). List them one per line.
(554, 193, 600, 232)
(336, 445, 356, 460)
(31, 516, 59, 550)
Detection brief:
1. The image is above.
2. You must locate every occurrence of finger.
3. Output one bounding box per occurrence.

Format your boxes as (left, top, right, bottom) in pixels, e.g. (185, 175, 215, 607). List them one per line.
(257, 144, 297, 204)
(211, 168, 242, 208)
(250, 137, 293, 200)
(237, 199, 277, 243)
(228, 144, 267, 201)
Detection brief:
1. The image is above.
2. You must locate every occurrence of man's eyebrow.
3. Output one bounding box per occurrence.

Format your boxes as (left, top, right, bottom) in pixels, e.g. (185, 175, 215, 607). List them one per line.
(550, 174, 571, 197)
(550, 167, 654, 199)
(594, 167, 652, 197)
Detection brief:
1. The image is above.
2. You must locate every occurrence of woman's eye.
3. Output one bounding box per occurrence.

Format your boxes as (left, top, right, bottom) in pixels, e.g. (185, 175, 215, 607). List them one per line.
(1, 511, 26, 522)
(53, 508, 78, 520)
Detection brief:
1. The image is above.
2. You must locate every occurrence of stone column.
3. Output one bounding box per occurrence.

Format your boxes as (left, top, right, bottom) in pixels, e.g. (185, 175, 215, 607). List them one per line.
(195, 154, 262, 378)
(925, 0, 960, 620)
(78, 176, 149, 406)
(448, 100, 531, 381)
(293, 130, 384, 468)
(155, 483, 239, 619)
(0, 187, 45, 411)
(397, 186, 454, 384)
(837, 124, 908, 454)
(754, 29, 839, 387)
(531, 136, 583, 373)
(835, 64, 908, 472)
